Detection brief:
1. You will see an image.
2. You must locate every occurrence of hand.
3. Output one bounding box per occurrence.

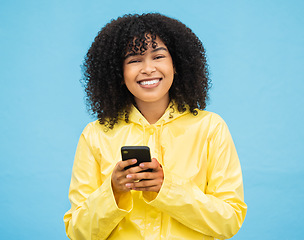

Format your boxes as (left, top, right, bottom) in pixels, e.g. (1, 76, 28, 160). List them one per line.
(111, 158, 142, 195)
(125, 158, 164, 193)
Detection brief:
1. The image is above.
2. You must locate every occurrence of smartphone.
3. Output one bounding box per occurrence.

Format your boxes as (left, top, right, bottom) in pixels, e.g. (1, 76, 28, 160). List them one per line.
(121, 146, 152, 171)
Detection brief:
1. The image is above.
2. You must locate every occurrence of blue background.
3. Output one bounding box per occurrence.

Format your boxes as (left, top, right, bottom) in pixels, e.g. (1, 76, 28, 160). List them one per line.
(1, 0, 303, 239)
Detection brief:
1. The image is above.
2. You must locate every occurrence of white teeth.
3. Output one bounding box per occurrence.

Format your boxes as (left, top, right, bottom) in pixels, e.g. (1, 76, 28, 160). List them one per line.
(139, 79, 160, 85)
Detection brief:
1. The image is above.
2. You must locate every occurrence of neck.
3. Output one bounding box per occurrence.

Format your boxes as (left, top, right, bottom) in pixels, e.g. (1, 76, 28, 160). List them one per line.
(135, 99, 169, 124)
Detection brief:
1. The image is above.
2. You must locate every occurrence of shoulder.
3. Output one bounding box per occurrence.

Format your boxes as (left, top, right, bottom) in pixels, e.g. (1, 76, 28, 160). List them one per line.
(193, 109, 226, 125)
(78, 120, 121, 150)
(81, 120, 103, 135)
(190, 109, 231, 136)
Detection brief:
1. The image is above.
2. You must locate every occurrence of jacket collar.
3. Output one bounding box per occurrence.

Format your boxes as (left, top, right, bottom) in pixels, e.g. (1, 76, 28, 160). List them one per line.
(127, 101, 190, 126)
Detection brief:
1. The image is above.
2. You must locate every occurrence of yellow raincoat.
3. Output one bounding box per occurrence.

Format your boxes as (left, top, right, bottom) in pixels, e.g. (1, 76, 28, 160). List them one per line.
(64, 103, 247, 239)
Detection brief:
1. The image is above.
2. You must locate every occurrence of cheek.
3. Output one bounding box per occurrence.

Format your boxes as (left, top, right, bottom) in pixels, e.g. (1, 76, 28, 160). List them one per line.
(166, 66, 175, 81)
(165, 60, 175, 76)
(123, 65, 138, 81)
(123, 69, 137, 93)
(123, 68, 132, 84)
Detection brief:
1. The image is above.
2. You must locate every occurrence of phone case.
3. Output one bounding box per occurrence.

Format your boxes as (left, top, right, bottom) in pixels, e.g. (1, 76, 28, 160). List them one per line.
(121, 146, 151, 171)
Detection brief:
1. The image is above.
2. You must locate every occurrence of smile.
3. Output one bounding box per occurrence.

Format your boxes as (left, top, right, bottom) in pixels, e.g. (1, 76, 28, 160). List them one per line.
(138, 79, 161, 86)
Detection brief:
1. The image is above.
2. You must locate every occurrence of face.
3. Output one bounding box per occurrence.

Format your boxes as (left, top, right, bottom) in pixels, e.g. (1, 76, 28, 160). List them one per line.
(123, 36, 174, 108)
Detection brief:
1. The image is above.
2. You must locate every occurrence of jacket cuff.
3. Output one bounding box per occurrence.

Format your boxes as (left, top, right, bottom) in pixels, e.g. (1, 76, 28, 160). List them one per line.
(106, 176, 133, 212)
(142, 167, 176, 204)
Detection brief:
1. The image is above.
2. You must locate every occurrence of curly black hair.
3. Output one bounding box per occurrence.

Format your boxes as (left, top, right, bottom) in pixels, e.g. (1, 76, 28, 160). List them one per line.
(82, 13, 211, 129)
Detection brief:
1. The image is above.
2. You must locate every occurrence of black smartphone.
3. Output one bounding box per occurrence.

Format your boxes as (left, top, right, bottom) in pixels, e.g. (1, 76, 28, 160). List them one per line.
(121, 146, 152, 171)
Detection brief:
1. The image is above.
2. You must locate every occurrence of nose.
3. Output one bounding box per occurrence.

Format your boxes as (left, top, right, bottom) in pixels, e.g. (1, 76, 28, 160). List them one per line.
(141, 60, 156, 75)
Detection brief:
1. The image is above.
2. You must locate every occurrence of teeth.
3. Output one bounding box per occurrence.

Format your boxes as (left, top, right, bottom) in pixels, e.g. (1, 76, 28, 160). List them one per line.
(139, 79, 160, 85)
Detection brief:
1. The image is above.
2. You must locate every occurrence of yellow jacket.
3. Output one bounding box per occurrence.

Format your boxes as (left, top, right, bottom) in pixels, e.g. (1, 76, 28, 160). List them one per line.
(64, 103, 247, 239)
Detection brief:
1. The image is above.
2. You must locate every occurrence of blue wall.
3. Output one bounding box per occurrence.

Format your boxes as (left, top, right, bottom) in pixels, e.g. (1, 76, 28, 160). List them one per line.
(1, 1, 303, 239)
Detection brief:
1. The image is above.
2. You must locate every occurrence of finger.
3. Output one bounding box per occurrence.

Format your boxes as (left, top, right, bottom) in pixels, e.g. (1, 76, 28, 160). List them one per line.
(139, 158, 160, 170)
(116, 159, 137, 171)
(136, 177, 163, 186)
(132, 179, 163, 192)
(126, 171, 156, 181)
(125, 165, 148, 174)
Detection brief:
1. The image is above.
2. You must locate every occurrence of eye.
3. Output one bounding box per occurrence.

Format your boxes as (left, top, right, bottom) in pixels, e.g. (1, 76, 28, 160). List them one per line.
(154, 55, 165, 60)
(127, 59, 141, 64)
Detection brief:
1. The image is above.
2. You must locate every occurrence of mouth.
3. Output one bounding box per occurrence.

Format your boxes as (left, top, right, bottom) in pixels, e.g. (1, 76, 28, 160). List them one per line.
(137, 78, 162, 86)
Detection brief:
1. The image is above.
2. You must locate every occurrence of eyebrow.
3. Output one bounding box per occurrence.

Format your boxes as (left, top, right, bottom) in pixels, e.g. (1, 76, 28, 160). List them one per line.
(124, 47, 168, 59)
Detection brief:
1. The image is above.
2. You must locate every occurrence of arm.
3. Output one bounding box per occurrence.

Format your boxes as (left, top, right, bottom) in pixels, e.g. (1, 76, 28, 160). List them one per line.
(142, 119, 247, 239)
(63, 127, 133, 240)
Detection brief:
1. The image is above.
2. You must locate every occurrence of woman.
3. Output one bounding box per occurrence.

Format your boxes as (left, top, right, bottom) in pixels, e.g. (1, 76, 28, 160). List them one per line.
(64, 13, 247, 239)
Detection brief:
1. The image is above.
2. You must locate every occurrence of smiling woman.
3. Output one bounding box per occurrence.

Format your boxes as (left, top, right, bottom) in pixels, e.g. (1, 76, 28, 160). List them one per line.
(80, 13, 210, 130)
(64, 13, 247, 240)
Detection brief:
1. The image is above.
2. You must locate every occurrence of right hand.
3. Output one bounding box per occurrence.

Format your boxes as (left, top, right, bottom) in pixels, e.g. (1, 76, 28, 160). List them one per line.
(111, 159, 143, 195)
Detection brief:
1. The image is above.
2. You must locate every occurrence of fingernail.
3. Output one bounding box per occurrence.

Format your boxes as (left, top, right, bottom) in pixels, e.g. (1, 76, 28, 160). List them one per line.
(126, 183, 131, 187)
(132, 159, 137, 163)
(126, 174, 132, 179)
(139, 163, 144, 167)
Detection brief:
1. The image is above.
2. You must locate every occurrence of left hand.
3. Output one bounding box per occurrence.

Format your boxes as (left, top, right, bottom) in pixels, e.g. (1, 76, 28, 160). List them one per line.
(125, 158, 164, 192)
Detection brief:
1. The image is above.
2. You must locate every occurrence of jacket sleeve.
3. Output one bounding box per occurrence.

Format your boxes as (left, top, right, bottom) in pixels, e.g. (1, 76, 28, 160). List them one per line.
(143, 118, 247, 239)
(63, 126, 133, 240)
